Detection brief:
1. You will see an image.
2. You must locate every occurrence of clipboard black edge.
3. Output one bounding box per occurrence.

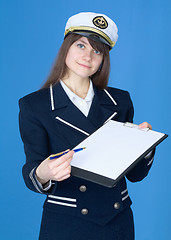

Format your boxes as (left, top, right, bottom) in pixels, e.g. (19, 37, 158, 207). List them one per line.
(71, 133, 168, 188)
(71, 166, 115, 187)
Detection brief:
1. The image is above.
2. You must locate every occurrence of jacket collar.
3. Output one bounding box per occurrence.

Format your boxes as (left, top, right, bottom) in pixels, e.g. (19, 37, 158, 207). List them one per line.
(50, 82, 117, 109)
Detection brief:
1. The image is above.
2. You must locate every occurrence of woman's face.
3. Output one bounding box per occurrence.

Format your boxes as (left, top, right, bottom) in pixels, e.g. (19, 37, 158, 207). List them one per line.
(65, 36, 103, 80)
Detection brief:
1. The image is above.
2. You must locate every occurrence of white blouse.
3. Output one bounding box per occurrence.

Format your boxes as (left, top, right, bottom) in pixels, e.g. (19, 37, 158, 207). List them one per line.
(60, 79, 94, 117)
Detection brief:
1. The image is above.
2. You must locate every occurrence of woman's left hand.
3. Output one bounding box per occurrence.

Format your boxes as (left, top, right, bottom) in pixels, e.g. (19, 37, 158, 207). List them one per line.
(138, 122, 152, 130)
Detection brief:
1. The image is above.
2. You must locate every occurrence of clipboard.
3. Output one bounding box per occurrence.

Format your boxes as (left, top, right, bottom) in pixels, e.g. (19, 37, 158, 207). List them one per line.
(71, 120, 168, 187)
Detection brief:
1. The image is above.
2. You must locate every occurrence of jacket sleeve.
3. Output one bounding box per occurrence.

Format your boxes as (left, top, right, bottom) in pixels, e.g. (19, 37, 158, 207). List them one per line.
(125, 92, 155, 182)
(19, 98, 57, 194)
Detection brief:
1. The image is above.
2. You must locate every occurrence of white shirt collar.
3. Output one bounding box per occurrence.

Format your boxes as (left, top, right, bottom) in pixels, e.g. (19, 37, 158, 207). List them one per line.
(84, 80, 94, 102)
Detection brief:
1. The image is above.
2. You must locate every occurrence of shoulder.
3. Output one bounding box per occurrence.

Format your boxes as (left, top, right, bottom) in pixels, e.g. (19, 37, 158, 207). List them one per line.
(106, 86, 133, 105)
(96, 86, 132, 105)
(19, 87, 50, 112)
(106, 86, 131, 98)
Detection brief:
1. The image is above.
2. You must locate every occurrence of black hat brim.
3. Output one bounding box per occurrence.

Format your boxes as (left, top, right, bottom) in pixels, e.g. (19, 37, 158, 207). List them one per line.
(65, 31, 111, 49)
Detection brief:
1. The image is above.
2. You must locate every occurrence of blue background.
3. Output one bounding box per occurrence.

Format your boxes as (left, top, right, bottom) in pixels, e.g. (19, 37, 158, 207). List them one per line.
(0, 0, 171, 239)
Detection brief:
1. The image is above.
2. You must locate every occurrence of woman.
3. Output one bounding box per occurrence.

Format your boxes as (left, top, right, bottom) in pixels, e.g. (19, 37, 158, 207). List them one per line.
(19, 12, 155, 240)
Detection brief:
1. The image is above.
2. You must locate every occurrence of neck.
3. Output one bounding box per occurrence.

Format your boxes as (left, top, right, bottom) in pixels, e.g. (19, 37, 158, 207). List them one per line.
(62, 74, 90, 99)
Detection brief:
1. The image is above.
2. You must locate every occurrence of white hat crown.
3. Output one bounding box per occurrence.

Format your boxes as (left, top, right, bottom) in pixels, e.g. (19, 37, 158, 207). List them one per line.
(65, 12, 118, 48)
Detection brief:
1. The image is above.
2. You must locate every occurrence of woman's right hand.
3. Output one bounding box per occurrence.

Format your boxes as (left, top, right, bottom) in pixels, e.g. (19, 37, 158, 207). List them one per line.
(35, 150, 74, 185)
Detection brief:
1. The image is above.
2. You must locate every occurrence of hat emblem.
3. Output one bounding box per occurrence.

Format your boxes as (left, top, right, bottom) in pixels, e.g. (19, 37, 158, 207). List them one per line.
(92, 16, 108, 29)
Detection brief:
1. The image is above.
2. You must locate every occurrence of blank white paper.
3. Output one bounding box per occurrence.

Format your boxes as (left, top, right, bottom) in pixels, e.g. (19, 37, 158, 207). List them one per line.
(71, 120, 165, 180)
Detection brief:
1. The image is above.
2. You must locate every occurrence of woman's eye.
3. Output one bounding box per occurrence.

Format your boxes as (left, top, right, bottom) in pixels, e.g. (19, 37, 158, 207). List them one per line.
(94, 49, 101, 55)
(77, 44, 85, 49)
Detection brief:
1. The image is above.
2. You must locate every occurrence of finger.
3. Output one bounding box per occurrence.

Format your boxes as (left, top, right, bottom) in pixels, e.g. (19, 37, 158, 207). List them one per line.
(138, 122, 152, 130)
(62, 150, 74, 161)
(53, 165, 71, 181)
(57, 174, 71, 181)
(138, 122, 147, 128)
(52, 158, 72, 174)
(49, 151, 74, 168)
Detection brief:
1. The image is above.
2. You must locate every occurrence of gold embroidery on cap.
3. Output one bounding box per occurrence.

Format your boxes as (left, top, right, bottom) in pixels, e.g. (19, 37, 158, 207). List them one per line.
(92, 16, 108, 29)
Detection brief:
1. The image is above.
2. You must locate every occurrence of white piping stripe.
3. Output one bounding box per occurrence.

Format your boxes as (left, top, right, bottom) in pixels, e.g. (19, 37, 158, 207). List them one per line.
(47, 200, 77, 208)
(121, 189, 128, 195)
(147, 157, 154, 166)
(103, 112, 117, 125)
(29, 168, 42, 194)
(48, 195, 76, 202)
(50, 84, 55, 110)
(56, 116, 90, 136)
(122, 194, 129, 201)
(104, 89, 117, 105)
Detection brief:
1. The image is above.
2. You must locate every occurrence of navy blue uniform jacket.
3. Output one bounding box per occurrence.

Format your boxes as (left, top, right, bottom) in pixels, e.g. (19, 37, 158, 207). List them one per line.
(19, 82, 154, 226)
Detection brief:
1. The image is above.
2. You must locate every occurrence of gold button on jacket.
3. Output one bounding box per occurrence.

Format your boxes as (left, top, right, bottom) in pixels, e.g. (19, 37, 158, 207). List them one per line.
(79, 185, 87, 192)
(81, 209, 88, 215)
(114, 202, 120, 209)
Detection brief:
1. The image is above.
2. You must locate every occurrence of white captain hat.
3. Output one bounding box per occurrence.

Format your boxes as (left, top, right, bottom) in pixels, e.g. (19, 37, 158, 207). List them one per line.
(64, 12, 118, 49)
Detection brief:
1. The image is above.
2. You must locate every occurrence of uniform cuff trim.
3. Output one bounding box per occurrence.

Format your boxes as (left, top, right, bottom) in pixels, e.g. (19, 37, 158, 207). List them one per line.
(29, 167, 43, 193)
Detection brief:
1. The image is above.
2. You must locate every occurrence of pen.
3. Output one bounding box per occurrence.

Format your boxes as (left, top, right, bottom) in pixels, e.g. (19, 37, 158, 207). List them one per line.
(49, 147, 86, 160)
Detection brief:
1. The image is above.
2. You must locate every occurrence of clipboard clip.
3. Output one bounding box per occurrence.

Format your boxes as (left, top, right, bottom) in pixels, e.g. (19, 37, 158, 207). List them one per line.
(123, 122, 149, 132)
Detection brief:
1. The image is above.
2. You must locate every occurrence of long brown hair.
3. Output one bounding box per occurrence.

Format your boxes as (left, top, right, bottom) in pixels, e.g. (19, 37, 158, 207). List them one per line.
(42, 33, 110, 89)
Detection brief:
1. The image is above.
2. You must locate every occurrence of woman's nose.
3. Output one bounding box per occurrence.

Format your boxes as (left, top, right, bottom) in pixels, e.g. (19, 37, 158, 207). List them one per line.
(83, 50, 92, 61)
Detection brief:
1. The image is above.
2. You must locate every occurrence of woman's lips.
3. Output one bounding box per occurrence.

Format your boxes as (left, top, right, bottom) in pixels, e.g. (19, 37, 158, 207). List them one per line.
(77, 63, 91, 68)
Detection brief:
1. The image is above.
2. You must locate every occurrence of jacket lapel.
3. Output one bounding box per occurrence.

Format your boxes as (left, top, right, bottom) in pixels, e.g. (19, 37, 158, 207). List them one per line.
(50, 83, 96, 136)
(87, 87, 118, 128)
(50, 82, 118, 136)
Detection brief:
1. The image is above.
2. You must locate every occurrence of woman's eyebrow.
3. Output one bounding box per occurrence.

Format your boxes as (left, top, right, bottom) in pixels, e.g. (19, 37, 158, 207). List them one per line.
(78, 39, 89, 45)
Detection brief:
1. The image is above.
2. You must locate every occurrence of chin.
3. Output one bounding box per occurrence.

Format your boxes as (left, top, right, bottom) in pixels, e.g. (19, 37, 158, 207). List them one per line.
(75, 71, 92, 79)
